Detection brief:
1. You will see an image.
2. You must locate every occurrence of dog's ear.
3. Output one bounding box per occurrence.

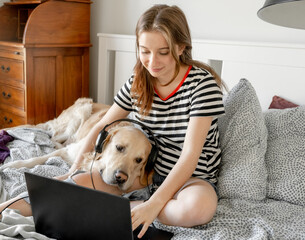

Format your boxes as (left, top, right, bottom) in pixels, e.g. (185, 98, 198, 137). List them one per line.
(102, 126, 120, 150)
(100, 131, 111, 152)
(81, 128, 117, 171)
(139, 163, 154, 187)
(100, 122, 130, 149)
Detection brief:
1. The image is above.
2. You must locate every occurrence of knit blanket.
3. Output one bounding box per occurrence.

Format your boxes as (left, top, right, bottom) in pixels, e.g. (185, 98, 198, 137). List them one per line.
(0, 128, 70, 203)
(0, 112, 305, 239)
(0, 199, 304, 240)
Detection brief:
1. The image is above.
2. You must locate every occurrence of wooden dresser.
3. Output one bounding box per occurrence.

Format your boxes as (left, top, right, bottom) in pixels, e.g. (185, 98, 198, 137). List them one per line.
(0, 0, 91, 128)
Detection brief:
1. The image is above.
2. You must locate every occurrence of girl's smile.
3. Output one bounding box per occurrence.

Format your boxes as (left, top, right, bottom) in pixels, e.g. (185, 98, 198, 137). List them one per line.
(138, 31, 182, 85)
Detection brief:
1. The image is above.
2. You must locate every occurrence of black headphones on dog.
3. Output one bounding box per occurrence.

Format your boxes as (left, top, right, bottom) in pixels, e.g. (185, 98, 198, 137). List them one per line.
(95, 118, 159, 172)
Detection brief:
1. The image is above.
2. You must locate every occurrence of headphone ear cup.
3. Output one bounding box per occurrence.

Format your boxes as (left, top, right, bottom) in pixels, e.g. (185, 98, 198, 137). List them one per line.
(95, 130, 109, 153)
(145, 145, 158, 172)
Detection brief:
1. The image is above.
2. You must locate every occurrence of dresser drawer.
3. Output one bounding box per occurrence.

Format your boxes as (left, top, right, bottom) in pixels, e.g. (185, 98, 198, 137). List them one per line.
(0, 84, 24, 110)
(0, 109, 25, 128)
(0, 44, 24, 61)
(0, 57, 24, 87)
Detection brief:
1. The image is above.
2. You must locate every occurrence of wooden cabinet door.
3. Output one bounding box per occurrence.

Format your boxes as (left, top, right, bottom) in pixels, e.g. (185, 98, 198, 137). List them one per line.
(25, 47, 89, 124)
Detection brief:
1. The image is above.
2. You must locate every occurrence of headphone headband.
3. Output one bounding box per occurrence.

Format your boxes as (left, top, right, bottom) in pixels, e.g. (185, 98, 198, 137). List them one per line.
(103, 118, 158, 147)
(105, 119, 158, 150)
(95, 118, 159, 172)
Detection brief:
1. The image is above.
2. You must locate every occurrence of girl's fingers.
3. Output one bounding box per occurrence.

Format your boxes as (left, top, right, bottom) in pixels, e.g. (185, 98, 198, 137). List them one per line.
(137, 223, 149, 239)
(132, 215, 142, 231)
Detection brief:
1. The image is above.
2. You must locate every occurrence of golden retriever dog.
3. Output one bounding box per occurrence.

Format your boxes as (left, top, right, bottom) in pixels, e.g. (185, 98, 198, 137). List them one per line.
(1, 98, 109, 169)
(1, 98, 153, 190)
(36, 98, 110, 147)
(82, 124, 153, 191)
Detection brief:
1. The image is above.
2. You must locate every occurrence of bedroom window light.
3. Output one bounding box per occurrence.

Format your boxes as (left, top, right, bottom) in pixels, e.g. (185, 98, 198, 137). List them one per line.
(258, 0, 305, 29)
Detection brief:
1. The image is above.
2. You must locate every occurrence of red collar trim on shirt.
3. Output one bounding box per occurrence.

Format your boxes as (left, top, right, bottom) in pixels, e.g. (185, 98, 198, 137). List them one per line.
(155, 65, 192, 101)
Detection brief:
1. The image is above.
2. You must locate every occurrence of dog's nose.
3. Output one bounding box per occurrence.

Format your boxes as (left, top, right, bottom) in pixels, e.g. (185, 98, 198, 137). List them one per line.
(114, 170, 128, 184)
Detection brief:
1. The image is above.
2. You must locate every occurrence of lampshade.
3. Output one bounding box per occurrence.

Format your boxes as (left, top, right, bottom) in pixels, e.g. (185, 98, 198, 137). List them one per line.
(258, 0, 305, 29)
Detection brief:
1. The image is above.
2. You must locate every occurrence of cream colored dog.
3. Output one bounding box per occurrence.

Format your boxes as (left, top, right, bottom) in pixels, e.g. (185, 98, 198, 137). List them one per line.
(1, 98, 109, 169)
(83, 124, 153, 191)
(1, 98, 153, 191)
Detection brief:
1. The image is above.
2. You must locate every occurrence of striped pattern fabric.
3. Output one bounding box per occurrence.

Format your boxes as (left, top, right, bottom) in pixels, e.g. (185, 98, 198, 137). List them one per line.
(114, 66, 225, 183)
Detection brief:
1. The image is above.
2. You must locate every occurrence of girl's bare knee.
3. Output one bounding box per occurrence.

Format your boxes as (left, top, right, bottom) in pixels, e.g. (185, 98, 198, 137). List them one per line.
(158, 181, 218, 227)
(193, 199, 217, 225)
(191, 192, 217, 225)
(179, 198, 217, 227)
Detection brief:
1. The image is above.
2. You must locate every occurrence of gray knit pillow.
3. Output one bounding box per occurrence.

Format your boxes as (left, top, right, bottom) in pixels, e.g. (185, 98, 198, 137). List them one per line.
(217, 78, 268, 200)
(264, 106, 305, 206)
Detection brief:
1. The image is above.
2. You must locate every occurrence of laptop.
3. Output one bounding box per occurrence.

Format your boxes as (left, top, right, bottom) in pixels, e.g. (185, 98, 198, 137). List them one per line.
(25, 172, 173, 240)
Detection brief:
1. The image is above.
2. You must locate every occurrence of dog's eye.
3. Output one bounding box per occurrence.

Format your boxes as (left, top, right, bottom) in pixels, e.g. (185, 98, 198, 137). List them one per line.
(135, 157, 143, 164)
(116, 145, 125, 152)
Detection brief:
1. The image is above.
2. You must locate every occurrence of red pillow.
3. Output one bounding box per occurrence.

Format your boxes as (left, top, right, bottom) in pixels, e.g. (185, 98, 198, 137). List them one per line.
(268, 95, 299, 109)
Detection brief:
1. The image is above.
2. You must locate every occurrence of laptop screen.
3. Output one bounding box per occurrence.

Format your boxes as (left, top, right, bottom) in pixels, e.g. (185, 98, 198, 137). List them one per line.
(25, 172, 133, 240)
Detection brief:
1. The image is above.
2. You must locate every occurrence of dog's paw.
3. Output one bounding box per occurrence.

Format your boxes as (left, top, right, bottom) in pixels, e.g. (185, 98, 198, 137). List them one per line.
(0, 161, 23, 170)
(0, 158, 38, 170)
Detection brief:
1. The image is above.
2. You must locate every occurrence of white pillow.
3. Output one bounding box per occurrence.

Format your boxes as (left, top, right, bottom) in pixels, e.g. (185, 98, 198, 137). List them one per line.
(217, 78, 268, 201)
(265, 106, 305, 206)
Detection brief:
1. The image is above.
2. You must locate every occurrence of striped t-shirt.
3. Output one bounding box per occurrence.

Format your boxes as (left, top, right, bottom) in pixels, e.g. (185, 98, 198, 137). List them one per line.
(114, 65, 225, 183)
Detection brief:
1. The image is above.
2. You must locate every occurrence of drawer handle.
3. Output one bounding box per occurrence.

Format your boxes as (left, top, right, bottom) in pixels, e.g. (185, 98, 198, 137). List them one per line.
(2, 92, 11, 99)
(1, 65, 10, 73)
(4, 116, 13, 124)
(14, 51, 21, 55)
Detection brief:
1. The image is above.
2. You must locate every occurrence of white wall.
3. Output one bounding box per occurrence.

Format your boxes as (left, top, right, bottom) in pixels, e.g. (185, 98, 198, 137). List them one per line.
(90, 0, 305, 101)
(92, 0, 305, 43)
(2, 0, 305, 101)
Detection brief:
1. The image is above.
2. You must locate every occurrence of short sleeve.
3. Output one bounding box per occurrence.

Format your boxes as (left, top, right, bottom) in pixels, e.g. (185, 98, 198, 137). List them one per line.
(190, 76, 225, 117)
(114, 77, 133, 111)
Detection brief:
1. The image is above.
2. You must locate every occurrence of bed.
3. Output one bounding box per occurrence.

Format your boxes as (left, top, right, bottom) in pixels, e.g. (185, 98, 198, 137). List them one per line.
(0, 33, 304, 239)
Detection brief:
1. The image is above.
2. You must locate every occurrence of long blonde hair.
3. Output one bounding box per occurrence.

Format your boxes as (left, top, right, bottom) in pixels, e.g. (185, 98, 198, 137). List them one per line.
(132, 4, 223, 115)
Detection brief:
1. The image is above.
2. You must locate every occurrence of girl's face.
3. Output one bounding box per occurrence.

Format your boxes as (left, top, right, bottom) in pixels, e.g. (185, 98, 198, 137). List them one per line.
(138, 31, 182, 83)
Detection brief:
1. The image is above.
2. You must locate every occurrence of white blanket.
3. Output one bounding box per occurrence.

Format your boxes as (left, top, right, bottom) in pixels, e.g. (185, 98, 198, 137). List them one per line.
(0, 128, 70, 202)
(1, 199, 304, 240)
(0, 209, 54, 240)
(1, 123, 305, 239)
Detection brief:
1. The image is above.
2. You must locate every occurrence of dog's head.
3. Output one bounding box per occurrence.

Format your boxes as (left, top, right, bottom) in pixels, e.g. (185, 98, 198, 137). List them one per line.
(85, 123, 153, 191)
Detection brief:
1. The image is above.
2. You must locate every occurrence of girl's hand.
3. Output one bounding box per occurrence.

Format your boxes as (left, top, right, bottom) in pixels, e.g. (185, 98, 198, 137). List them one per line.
(131, 199, 163, 238)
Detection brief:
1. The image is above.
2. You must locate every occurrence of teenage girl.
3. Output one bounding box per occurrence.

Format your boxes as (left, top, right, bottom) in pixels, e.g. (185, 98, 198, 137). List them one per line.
(0, 4, 225, 239)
